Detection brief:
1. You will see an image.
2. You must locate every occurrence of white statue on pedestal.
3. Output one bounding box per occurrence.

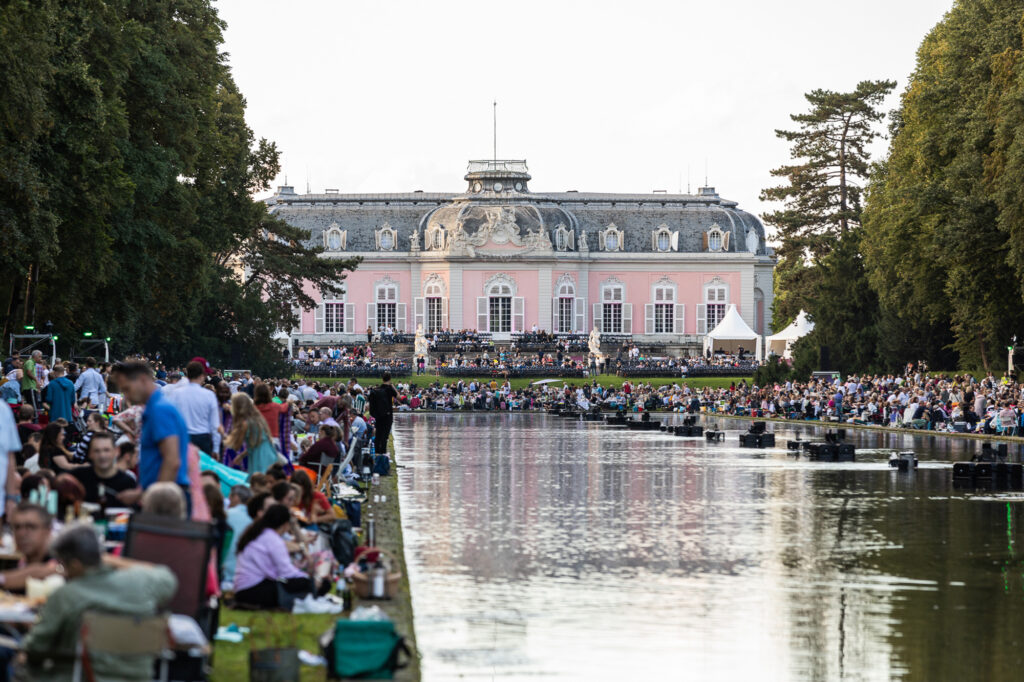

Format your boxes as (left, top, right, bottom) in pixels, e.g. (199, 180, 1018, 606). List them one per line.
(588, 326, 605, 371)
(414, 323, 429, 360)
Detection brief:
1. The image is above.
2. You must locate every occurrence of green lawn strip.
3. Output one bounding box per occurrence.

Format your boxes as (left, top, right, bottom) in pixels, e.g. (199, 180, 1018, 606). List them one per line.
(293, 374, 749, 391)
(211, 436, 420, 681)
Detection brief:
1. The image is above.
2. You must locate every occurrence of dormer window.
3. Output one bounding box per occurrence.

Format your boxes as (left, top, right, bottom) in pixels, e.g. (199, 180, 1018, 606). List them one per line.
(652, 224, 678, 252)
(426, 226, 445, 250)
(323, 225, 347, 251)
(375, 222, 397, 251)
(553, 223, 574, 252)
(704, 224, 729, 252)
(601, 223, 623, 252)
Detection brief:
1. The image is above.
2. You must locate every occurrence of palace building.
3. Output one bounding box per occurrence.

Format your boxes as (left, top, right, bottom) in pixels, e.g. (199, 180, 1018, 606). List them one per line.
(268, 160, 775, 353)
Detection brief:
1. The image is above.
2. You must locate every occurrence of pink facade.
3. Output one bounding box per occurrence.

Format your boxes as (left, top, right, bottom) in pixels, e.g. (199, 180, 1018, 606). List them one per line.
(270, 160, 776, 351)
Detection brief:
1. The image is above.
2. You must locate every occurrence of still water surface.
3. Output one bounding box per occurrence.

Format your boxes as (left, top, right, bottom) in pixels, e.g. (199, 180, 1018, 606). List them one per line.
(394, 414, 1024, 681)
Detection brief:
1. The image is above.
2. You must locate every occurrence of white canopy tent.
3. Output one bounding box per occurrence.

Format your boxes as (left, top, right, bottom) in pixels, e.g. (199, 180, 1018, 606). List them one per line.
(766, 310, 814, 360)
(702, 304, 762, 359)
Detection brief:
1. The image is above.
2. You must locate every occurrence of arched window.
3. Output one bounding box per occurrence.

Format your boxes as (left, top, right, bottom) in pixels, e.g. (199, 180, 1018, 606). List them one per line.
(425, 279, 445, 333)
(555, 277, 575, 333)
(705, 225, 728, 252)
(487, 281, 514, 333)
(652, 225, 676, 252)
(553, 224, 574, 252)
(376, 223, 397, 251)
(601, 223, 623, 252)
(427, 226, 445, 250)
(324, 226, 346, 251)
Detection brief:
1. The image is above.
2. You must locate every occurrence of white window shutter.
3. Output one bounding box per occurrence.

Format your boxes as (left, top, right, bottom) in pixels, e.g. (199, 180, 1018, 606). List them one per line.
(622, 303, 633, 334)
(697, 303, 707, 334)
(644, 304, 655, 334)
(575, 297, 584, 332)
(551, 297, 559, 333)
(671, 231, 679, 251)
(414, 297, 425, 331)
(513, 297, 525, 333)
(722, 231, 730, 251)
(477, 297, 488, 332)
(568, 230, 575, 250)
(366, 303, 377, 332)
(651, 231, 657, 251)
(396, 303, 407, 332)
(315, 304, 325, 334)
(593, 304, 602, 333)
(344, 303, 355, 334)
(674, 303, 685, 334)
(441, 297, 448, 328)
(374, 230, 381, 250)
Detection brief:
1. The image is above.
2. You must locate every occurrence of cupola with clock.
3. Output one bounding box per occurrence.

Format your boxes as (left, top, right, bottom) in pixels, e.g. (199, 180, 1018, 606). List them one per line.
(464, 159, 531, 194)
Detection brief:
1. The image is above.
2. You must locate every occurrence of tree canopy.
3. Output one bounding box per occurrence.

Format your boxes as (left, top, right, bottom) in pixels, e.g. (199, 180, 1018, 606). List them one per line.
(0, 0, 356, 374)
(861, 0, 1024, 371)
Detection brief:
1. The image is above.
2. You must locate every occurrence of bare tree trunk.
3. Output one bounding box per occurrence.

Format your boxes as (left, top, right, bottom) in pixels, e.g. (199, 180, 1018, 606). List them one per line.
(979, 333, 989, 372)
(2, 278, 23, 343)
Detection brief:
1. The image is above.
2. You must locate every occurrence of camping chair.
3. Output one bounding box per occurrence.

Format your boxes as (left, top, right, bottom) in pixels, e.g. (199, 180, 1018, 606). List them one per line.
(72, 611, 171, 682)
(123, 513, 217, 638)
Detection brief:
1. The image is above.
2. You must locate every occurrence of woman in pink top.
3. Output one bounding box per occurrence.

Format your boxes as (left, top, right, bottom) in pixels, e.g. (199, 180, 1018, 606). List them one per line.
(233, 504, 323, 608)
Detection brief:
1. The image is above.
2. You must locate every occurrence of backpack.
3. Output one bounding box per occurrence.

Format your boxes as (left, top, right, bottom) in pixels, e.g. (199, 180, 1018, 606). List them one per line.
(373, 453, 391, 476)
(321, 519, 358, 566)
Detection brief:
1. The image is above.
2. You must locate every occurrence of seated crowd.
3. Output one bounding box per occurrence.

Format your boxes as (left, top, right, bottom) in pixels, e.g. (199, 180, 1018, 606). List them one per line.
(0, 353, 405, 677)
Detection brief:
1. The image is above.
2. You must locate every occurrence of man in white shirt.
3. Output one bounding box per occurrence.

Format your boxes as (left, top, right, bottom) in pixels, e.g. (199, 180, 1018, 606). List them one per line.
(74, 357, 108, 409)
(166, 360, 221, 455)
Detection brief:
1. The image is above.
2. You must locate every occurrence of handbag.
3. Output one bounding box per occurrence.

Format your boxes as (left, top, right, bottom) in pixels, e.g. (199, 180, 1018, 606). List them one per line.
(321, 620, 411, 680)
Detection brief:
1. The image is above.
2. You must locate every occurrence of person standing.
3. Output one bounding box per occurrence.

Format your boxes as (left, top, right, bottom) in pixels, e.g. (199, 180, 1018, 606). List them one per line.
(0, 403, 20, 521)
(20, 351, 40, 409)
(368, 372, 398, 454)
(43, 365, 76, 425)
(74, 357, 107, 410)
(167, 360, 221, 454)
(112, 362, 190, 500)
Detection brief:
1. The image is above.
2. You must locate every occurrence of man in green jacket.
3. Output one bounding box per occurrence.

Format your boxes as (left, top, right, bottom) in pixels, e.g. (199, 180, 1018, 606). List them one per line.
(22, 525, 177, 681)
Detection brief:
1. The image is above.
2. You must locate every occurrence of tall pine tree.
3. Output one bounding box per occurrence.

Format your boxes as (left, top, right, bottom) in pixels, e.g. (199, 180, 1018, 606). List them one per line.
(761, 80, 894, 373)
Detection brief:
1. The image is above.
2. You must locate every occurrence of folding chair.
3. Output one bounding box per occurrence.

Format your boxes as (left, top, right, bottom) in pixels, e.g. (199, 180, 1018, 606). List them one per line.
(122, 513, 216, 637)
(72, 611, 171, 682)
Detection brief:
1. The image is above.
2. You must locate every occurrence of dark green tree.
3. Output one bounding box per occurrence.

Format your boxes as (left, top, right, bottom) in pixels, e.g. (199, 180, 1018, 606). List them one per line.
(761, 80, 895, 372)
(862, 0, 1024, 371)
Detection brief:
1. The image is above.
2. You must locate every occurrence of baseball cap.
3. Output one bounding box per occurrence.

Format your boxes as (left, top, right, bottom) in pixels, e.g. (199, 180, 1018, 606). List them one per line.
(190, 357, 214, 375)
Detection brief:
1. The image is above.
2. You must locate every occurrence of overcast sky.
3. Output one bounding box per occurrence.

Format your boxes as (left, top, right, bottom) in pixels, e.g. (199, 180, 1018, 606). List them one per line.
(216, 0, 952, 227)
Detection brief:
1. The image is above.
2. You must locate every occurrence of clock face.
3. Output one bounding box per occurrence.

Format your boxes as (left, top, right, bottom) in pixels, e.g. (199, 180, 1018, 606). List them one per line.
(514, 182, 523, 192)
(492, 182, 503, 192)
(473, 182, 482, 192)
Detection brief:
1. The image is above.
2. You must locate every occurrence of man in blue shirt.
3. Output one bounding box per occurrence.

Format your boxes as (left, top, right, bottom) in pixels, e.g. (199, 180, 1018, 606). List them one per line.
(112, 362, 190, 506)
(43, 365, 76, 424)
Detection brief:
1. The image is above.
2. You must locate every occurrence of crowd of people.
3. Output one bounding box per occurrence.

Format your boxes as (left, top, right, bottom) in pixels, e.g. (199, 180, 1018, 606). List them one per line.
(291, 345, 410, 377)
(0, 352, 407, 678)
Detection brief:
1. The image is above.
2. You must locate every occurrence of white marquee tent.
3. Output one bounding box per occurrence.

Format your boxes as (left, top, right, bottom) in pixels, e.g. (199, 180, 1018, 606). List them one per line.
(765, 310, 814, 359)
(702, 304, 762, 359)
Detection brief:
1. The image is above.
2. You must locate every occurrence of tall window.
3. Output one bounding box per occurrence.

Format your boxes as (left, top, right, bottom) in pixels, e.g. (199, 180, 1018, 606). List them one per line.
(602, 285, 623, 334)
(489, 283, 513, 333)
(706, 285, 727, 331)
(425, 281, 444, 332)
(431, 228, 445, 250)
(376, 283, 397, 330)
(556, 280, 575, 333)
(653, 285, 675, 334)
(325, 301, 345, 333)
(605, 231, 619, 251)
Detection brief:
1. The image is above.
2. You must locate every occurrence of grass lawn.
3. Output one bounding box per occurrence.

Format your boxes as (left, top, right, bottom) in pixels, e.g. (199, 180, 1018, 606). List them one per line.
(211, 437, 419, 681)
(295, 374, 750, 392)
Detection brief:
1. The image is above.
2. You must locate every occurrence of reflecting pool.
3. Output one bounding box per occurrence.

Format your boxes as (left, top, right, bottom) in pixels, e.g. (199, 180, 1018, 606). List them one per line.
(393, 414, 1024, 681)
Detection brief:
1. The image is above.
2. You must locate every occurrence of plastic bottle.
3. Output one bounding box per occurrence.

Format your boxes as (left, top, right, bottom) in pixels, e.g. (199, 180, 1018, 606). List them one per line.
(366, 515, 376, 547)
(339, 579, 353, 611)
(371, 561, 386, 599)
